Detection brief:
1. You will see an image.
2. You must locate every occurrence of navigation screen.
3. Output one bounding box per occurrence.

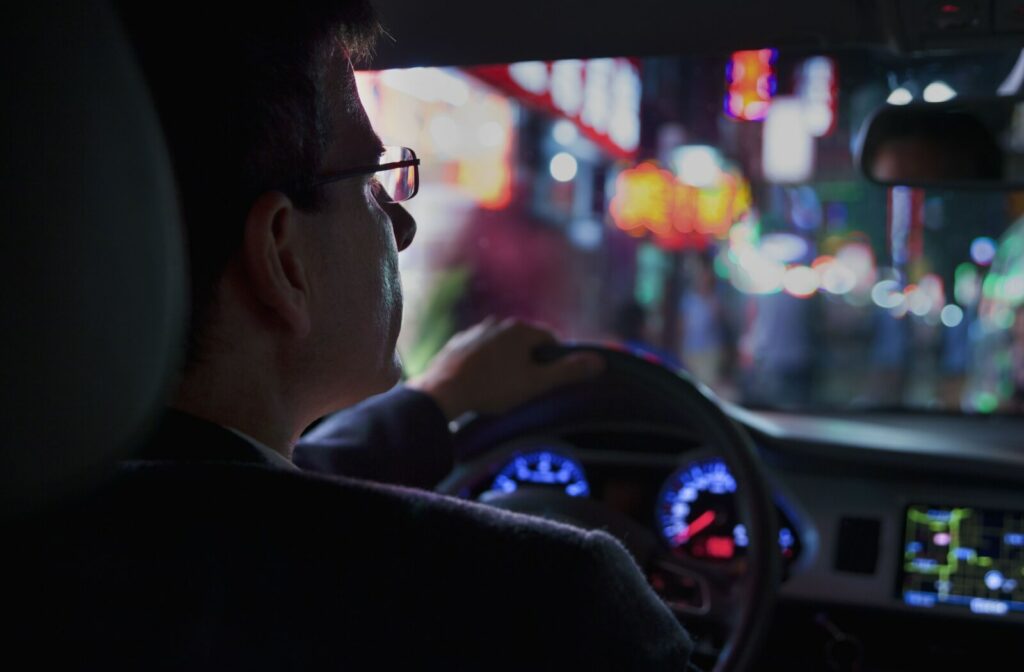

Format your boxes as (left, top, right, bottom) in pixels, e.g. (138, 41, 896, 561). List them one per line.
(902, 505, 1024, 616)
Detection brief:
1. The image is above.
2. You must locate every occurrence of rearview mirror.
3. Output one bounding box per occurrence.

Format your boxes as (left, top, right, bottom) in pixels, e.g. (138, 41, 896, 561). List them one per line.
(858, 96, 1024, 189)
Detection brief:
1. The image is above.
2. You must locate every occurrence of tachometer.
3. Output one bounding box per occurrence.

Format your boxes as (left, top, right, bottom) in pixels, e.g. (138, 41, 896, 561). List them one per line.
(489, 450, 590, 498)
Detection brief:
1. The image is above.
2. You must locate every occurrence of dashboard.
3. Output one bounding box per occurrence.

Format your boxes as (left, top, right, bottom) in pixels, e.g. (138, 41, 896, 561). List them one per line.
(465, 443, 800, 567)
(442, 411, 1024, 629)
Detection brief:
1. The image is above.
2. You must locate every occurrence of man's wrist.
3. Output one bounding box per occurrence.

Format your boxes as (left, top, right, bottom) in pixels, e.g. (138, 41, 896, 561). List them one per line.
(405, 377, 466, 422)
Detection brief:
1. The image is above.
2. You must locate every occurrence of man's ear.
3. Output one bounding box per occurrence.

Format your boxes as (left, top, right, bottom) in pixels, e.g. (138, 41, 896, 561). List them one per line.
(241, 191, 312, 338)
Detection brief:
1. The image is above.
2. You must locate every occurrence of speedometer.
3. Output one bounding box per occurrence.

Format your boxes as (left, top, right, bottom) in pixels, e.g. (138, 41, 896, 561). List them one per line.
(656, 456, 800, 563)
(657, 458, 741, 560)
(489, 450, 590, 498)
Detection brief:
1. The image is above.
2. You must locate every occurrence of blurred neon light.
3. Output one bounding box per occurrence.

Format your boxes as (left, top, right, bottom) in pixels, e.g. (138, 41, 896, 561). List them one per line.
(783, 265, 819, 298)
(457, 156, 513, 210)
(550, 152, 579, 182)
(975, 392, 1000, 414)
(955, 263, 982, 306)
(477, 121, 507, 148)
(734, 249, 785, 295)
(906, 285, 934, 317)
(872, 279, 905, 309)
(508, 61, 549, 94)
(672, 145, 723, 188)
(693, 172, 750, 241)
(941, 304, 965, 328)
(730, 218, 760, 251)
(761, 233, 809, 264)
(610, 162, 748, 251)
(763, 97, 814, 183)
(819, 258, 858, 295)
(550, 60, 585, 116)
(797, 56, 837, 137)
(888, 186, 925, 267)
(1006, 275, 1024, 303)
(429, 115, 461, 155)
(811, 255, 835, 270)
(836, 242, 877, 296)
(569, 218, 603, 250)
(725, 49, 777, 121)
(360, 67, 515, 211)
(380, 68, 470, 106)
(610, 163, 675, 239)
(918, 273, 946, 313)
(471, 58, 641, 158)
(552, 119, 578, 146)
(971, 237, 998, 266)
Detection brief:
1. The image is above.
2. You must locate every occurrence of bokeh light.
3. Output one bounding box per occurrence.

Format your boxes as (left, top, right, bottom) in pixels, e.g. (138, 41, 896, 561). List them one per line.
(550, 152, 579, 182)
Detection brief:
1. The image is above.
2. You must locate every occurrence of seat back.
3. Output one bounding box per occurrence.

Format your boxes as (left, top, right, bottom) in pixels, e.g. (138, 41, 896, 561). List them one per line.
(0, 1, 186, 514)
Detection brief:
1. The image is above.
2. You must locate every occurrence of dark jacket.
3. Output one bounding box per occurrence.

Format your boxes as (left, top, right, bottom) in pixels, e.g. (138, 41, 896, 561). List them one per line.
(6, 393, 692, 670)
(293, 386, 456, 488)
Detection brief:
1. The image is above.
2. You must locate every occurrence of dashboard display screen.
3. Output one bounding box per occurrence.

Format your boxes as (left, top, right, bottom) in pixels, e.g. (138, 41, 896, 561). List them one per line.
(902, 505, 1024, 616)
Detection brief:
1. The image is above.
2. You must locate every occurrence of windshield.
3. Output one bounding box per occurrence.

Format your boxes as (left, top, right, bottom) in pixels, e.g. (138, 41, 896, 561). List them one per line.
(357, 47, 1024, 414)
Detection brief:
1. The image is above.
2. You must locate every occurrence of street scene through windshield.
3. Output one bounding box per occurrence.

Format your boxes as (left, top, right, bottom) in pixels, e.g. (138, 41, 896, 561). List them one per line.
(356, 47, 1024, 413)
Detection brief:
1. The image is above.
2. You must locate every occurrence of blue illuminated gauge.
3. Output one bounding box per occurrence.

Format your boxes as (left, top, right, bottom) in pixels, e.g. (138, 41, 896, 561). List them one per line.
(490, 451, 590, 498)
(657, 457, 799, 562)
(657, 458, 740, 560)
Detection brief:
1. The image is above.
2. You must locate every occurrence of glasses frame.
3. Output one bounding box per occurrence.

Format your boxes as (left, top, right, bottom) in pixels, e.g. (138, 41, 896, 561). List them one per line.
(297, 146, 420, 203)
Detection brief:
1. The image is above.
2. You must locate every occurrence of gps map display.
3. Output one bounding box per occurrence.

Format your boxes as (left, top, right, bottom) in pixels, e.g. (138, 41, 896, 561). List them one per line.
(903, 505, 1024, 616)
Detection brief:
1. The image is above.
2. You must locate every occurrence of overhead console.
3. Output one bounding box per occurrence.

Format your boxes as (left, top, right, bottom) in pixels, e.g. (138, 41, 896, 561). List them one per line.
(892, 0, 1024, 51)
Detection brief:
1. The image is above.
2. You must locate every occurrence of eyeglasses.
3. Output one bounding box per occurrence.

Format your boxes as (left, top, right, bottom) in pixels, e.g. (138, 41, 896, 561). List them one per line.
(300, 146, 420, 203)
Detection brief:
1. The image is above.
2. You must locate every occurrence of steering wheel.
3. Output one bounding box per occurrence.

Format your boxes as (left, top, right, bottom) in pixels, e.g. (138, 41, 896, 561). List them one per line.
(437, 345, 781, 672)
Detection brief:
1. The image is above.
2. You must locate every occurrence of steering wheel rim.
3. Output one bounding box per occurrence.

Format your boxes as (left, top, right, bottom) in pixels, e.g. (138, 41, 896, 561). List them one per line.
(439, 344, 780, 672)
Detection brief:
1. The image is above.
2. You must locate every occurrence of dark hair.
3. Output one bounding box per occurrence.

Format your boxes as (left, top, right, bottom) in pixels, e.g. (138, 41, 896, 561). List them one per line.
(114, 1, 382, 363)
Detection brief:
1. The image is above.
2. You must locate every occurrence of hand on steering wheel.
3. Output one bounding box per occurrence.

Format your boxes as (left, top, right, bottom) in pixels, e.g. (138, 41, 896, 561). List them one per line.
(437, 344, 781, 672)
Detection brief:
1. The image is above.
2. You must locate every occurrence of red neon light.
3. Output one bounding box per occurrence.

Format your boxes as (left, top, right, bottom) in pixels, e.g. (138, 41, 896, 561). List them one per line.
(467, 59, 641, 160)
(940, 4, 961, 13)
(706, 537, 736, 559)
(725, 49, 777, 122)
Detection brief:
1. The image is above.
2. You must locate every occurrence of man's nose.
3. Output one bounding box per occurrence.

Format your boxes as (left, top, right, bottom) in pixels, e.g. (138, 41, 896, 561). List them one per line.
(386, 201, 417, 251)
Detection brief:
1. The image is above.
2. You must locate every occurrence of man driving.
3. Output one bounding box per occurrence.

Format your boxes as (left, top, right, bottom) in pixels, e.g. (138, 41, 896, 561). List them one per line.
(76, 0, 697, 669)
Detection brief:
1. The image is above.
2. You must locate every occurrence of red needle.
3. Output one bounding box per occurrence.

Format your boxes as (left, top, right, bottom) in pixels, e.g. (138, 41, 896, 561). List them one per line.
(674, 510, 716, 545)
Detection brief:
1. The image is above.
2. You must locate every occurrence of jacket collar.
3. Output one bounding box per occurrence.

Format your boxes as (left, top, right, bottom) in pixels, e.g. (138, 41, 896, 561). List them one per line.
(135, 409, 290, 469)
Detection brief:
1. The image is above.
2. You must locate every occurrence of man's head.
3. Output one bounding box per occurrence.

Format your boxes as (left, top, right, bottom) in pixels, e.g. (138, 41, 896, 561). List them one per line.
(117, 1, 416, 422)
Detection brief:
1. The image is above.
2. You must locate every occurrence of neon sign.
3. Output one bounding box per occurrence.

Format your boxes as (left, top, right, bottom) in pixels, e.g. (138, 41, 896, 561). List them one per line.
(610, 163, 675, 239)
(724, 49, 777, 122)
(469, 58, 641, 159)
(797, 56, 838, 138)
(610, 162, 751, 251)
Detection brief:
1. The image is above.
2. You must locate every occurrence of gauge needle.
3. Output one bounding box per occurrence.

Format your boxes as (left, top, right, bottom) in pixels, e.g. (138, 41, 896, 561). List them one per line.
(674, 510, 716, 545)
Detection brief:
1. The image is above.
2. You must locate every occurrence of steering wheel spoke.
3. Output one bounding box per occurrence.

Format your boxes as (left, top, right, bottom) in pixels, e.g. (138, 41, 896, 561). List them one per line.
(651, 555, 744, 626)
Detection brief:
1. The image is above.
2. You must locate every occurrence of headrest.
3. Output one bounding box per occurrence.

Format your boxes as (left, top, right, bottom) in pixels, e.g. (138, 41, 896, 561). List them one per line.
(0, 1, 186, 513)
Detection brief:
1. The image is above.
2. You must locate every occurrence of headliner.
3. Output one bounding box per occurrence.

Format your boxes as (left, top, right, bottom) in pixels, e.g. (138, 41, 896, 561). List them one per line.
(368, 0, 878, 69)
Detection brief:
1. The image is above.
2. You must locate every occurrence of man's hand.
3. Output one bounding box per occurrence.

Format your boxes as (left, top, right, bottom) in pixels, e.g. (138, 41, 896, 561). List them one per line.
(407, 318, 605, 421)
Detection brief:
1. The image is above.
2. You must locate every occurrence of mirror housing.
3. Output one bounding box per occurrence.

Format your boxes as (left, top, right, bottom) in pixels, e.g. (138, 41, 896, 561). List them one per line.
(857, 96, 1024, 190)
